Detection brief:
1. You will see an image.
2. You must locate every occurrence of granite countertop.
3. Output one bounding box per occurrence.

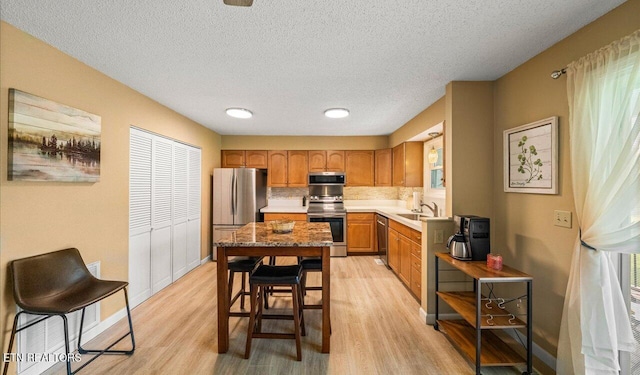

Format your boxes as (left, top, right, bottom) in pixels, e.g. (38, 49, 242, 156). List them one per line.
(213, 221, 333, 247)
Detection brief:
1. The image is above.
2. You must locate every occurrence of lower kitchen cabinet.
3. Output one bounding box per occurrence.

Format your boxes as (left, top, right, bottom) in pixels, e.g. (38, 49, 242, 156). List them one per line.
(388, 228, 400, 273)
(389, 219, 422, 301)
(347, 212, 376, 254)
(410, 242, 422, 297)
(264, 213, 308, 222)
(398, 234, 412, 285)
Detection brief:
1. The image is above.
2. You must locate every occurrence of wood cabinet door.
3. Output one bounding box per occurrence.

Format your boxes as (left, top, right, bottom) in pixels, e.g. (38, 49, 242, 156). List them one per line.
(308, 150, 326, 172)
(267, 150, 288, 187)
(326, 150, 345, 171)
(245, 150, 268, 169)
(392, 144, 405, 186)
(287, 151, 308, 187)
(221, 150, 245, 168)
(264, 213, 308, 222)
(346, 213, 375, 253)
(388, 228, 400, 273)
(375, 148, 392, 186)
(398, 234, 412, 286)
(345, 150, 374, 186)
(410, 251, 421, 300)
(404, 142, 424, 187)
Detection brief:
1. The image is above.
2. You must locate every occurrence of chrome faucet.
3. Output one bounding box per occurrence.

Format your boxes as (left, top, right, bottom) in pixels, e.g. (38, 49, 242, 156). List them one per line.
(420, 201, 439, 217)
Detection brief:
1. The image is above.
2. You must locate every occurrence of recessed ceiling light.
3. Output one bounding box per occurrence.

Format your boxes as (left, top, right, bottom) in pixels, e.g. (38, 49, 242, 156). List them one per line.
(226, 108, 253, 119)
(324, 108, 349, 119)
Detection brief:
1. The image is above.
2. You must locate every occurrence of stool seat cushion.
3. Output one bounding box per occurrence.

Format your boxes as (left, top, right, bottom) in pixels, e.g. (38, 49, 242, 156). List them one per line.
(300, 258, 322, 270)
(228, 256, 263, 272)
(250, 265, 302, 285)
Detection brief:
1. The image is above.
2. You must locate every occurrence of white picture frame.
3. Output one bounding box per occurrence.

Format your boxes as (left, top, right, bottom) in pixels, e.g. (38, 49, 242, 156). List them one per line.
(503, 116, 558, 194)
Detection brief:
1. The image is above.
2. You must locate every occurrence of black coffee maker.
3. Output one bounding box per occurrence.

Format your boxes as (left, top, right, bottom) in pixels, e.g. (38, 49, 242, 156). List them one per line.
(465, 216, 490, 261)
(454, 215, 490, 261)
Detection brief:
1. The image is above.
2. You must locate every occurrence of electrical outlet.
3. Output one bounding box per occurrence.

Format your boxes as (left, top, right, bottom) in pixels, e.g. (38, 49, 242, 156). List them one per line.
(554, 210, 572, 228)
(434, 229, 444, 244)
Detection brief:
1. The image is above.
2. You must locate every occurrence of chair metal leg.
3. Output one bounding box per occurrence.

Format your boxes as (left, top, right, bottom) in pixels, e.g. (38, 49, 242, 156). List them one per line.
(2, 312, 22, 375)
(61, 315, 72, 375)
(74, 288, 135, 373)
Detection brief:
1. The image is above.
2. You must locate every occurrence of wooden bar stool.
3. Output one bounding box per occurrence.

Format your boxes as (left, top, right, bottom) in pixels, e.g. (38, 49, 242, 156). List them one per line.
(228, 256, 263, 317)
(299, 257, 323, 309)
(245, 264, 305, 361)
(299, 257, 332, 334)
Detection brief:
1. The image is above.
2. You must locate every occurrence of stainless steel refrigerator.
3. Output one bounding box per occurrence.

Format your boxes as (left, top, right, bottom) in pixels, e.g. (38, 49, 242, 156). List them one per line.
(212, 168, 267, 260)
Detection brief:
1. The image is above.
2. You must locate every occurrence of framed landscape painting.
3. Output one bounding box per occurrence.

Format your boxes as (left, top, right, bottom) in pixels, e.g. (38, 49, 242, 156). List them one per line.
(8, 89, 101, 182)
(503, 116, 558, 194)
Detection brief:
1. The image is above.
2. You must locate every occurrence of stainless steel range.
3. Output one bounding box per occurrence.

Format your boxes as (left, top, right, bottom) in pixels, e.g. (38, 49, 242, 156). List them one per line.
(307, 172, 347, 257)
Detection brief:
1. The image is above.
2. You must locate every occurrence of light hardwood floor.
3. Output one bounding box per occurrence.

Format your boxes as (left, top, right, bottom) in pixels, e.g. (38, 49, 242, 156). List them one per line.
(44, 256, 533, 374)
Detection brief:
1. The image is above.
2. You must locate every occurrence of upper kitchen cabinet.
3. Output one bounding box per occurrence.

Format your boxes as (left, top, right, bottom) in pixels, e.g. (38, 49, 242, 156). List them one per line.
(326, 150, 345, 171)
(393, 142, 423, 187)
(221, 150, 245, 168)
(308, 150, 326, 172)
(345, 150, 374, 186)
(221, 150, 267, 168)
(287, 151, 308, 187)
(267, 150, 288, 187)
(245, 150, 268, 168)
(374, 148, 392, 187)
(309, 150, 345, 172)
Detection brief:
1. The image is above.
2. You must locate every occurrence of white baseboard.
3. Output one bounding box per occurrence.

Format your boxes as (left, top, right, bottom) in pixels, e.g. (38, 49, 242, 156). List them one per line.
(420, 307, 557, 372)
(200, 254, 211, 265)
(504, 328, 557, 371)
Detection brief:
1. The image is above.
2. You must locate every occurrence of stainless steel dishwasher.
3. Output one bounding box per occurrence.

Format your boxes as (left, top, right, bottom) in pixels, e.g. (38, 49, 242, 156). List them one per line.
(376, 214, 389, 267)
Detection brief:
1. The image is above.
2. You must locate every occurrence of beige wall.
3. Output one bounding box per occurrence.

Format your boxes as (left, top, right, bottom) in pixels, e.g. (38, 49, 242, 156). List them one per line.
(389, 96, 445, 148)
(492, 0, 640, 360)
(0, 21, 221, 349)
(221, 135, 387, 150)
(446, 81, 495, 218)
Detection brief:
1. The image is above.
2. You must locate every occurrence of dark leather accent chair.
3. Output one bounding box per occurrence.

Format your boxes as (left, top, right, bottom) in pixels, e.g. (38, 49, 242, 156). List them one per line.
(3, 248, 135, 375)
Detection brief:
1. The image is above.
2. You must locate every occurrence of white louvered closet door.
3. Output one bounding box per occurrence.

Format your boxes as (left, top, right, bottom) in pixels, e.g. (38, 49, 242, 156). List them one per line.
(172, 143, 189, 281)
(187, 147, 202, 271)
(151, 136, 173, 293)
(129, 128, 153, 307)
(129, 128, 203, 306)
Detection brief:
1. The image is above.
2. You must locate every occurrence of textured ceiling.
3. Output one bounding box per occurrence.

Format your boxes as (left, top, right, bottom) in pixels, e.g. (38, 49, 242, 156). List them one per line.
(0, 1, 625, 136)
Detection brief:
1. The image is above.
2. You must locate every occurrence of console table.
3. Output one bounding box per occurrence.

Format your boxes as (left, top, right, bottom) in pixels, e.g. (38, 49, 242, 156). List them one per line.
(434, 252, 533, 375)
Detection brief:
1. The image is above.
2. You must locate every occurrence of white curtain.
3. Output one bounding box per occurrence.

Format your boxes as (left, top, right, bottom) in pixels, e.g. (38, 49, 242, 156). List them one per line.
(557, 30, 640, 375)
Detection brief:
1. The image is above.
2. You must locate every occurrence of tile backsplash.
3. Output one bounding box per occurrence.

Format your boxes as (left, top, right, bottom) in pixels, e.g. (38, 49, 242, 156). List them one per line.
(268, 187, 309, 199)
(343, 187, 398, 200)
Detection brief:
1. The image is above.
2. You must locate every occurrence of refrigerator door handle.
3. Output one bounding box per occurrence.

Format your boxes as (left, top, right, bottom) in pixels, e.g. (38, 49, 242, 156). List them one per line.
(231, 171, 236, 216)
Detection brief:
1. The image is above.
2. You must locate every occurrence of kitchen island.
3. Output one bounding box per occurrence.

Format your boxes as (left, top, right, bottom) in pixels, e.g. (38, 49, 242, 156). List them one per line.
(214, 221, 333, 354)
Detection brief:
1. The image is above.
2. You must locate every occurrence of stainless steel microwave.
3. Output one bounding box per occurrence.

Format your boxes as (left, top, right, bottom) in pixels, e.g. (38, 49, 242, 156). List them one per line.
(308, 172, 346, 185)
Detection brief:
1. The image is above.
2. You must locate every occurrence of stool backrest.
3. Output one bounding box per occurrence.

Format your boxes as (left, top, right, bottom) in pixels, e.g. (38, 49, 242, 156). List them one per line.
(10, 248, 95, 310)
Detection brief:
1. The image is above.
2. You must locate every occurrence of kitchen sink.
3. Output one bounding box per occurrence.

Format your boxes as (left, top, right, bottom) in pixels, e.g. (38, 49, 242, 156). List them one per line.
(396, 213, 428, 221)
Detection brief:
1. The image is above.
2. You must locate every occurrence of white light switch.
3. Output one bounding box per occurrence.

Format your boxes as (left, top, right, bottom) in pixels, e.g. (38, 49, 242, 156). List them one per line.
(554, 210, 572, 228)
